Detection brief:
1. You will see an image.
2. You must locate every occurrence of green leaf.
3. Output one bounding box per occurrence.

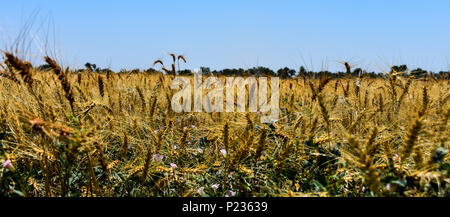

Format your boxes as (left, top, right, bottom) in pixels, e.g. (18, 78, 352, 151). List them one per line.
(391, 179, 407, 187)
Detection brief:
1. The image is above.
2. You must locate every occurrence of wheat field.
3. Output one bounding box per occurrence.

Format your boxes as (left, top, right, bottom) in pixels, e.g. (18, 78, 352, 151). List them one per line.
(0, 53, 449, 197)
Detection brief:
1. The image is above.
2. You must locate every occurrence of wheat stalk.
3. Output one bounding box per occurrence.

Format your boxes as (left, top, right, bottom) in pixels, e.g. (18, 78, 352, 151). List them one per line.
(45, 56, 75, 112)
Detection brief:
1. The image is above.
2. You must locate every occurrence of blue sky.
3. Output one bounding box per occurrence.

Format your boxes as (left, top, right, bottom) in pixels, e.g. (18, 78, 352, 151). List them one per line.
(1, 0, 449, 72)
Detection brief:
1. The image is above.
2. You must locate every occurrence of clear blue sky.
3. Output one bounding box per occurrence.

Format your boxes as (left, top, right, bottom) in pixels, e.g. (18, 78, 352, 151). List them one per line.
(1, 0, 449, 72)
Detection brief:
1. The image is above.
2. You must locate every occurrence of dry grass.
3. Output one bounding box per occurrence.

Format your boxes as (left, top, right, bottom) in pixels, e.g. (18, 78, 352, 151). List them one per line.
(0, 54, 449, 197)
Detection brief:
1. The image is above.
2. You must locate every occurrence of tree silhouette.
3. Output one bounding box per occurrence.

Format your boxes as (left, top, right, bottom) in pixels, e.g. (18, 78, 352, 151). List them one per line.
(200, 67, 211, 75)
(410, 68, 427, 78)
(37, 64, 52, 71)
(247, 67, 276, 76)
(277, 67, 296, 78)
(298, 66, 307, 77)
(85, 62, 99, 72)
(353, 68, 363, 76)
(391, 65, 408, 73)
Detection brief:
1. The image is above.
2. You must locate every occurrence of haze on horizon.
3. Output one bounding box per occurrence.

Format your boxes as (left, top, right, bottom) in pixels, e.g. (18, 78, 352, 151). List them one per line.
(1, 0, 449, 73)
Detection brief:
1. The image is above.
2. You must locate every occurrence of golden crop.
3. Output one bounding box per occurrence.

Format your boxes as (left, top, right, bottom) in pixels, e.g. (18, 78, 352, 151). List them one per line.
(0, 53, 449, 197)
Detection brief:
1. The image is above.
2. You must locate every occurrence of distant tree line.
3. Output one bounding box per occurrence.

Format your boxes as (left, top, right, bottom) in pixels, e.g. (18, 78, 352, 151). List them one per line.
(177, 65, 449, 79)
(35, 62, 449, 79)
